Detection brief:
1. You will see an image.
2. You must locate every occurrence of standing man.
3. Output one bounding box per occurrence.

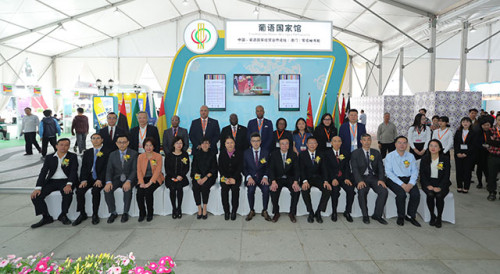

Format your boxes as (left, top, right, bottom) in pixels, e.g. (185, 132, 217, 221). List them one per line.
(73, 133, 110, 226)
(469, 108, 480, 131)
(99, 112, 126, 152)
(189, 105, 220, 154)
(269, 138, 300, 223)
(385, 136, 421, 227)
(377, 112, 398, 159)
(359, 110, 367, 125)
(350, 134, 388, 225)
(129, 111, 160, 153)
(30, 138, 78, 228)
(104, 135, 138, 223)
(162, 115, 188, 154)
(243, 133, 271, 221)
(419, 108, 432, 127)
(247, 105, 273, 153)
(339, 109, 367, 158)
(71, 107, 89, 154)
(21, 107, 41, 155)
(220, 113, 249, 153)
(39, 109, 61, 158)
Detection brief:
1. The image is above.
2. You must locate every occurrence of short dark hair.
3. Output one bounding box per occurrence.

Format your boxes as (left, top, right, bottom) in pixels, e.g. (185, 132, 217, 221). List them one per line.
(349, 109, 358, 114)
(116, 134, 129, 141)
(306, 136, 317, 143)
(143, 137, 156, 148)
(24, 107, 31, 111)
(57, 138, 71, 145)
(394, 135, 408, 143)
(431, 115, 440, 121)
(43, 109, 52, 117)
(201, 137, 211, 144)
(77, 107, 84, 114)
(428, 139, 444, 152)
(469, 108, 478, 113)
(90, 133, 102, 139)
(107, 112, 118, 119)
(275, 117, 287, 129)
(171, 136, 184, 151)
(439, 116, 449, 123)
(419, 108, 427, 113)
(361, 133, 371, 139)
(250, 132, 261, 140)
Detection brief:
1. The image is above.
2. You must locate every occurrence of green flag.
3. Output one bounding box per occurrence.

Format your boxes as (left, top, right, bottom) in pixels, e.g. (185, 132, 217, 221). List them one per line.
(320, 94, 328, 116)
(152, 96, 158, 125)
(130, 99, 140, 129)
(334, 97, 341, 129)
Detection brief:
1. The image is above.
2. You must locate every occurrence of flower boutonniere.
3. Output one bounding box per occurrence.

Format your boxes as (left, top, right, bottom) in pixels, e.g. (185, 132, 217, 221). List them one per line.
(339, 154, 345, 161)
(194, 174, 201, 180)
(285, 158, 292, 165)
(369, 155, 375, 161)
(260, 158, 267, 164)
(96, 151, 103, 157)
(62, 158, 70, 167)
(181, 157, 188, 165)
(123, 154, 130, 162)
(403, 160, 410, 168)
(150, 159, 157, 166)
(315, 156, 321, 163)
(220, 176, 226, 183)
(437, 162, 444, 170)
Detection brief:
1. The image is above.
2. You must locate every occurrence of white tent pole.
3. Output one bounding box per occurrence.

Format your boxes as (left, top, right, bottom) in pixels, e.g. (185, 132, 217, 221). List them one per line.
(487, 23, 492, 83)
(429, 16, 437, 92)
(378, 43, 383, 95)
(399, 47, 404, 95)
(0, 53, 23, 84)
(349, 56, 353, 96)
(459, 21, 469, 92)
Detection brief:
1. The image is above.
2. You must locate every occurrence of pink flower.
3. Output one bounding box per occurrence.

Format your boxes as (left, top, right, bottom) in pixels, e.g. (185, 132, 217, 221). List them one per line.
(7, 255, 15, 259)
(46, 265, 54, 272)
(148, 262, 158, 270)
(0, 260, 9, 267)
(156, 266, 169, 273)
(16, 263, 22, 268)
(36, 261, 48, 272)
(168, 260, 176, 268)
(133, 266, 145, 273)
(158, 256, 168, 266)
(40, 256, 51, 263)
(128, 252, 135, 261)
(144, 271, 152, 274)
(107, 266, 122, 274)
(122, 258, 130, 266)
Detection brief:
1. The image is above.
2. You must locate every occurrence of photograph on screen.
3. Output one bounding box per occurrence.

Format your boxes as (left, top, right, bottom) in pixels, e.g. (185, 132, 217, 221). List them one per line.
(233, 74, 271, 95)
(204, 74, 226, 111)
(278, 74, 300, 111)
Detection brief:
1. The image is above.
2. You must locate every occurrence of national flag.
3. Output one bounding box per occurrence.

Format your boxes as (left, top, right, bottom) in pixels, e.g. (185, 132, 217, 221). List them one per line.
(334, 96, 341, 129)
(130, 98, 140, 129)
(340, 96, 346, 124)
(320, 94, 328, 118)
(157, 96, 168, 146)
(306, 96, 314, 130)
(145, 94, 153, 124)
(151, 96, 158, 125)
(344, 97, 351, 124)
(117, 96, 129, 133)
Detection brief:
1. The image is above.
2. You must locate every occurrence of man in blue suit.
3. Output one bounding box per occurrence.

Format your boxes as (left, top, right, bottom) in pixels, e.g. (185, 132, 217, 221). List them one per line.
(189, 105, 220, 154)
(339, 109, 366, 158)
(243, 132, 272, 221)
(247, 105, 273, 154)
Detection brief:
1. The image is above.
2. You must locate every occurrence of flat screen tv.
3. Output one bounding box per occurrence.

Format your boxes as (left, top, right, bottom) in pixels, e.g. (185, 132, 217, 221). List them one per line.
(233, 74, 271, 95)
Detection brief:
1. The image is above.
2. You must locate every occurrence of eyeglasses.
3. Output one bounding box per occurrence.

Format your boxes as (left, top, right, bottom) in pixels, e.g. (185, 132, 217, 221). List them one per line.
(116, 141, 128, 144)
(107, 117, 117, 120)
(91, 137, 102, 140)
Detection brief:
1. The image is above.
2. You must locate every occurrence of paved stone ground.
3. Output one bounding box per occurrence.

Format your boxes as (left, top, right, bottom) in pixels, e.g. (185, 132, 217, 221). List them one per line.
(1, 137, 500, 273)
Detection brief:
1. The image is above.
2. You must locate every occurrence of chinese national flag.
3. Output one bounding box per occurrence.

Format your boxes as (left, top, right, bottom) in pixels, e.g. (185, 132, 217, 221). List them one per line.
(306, 96, 314, 129)
(340, 96, 346, 124)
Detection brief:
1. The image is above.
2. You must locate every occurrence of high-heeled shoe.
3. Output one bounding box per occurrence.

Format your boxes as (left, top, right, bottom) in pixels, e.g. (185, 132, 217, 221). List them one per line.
(429, 215, 436, 226)
(172, 208, 178, 219)
(202, 214, 208, 220)
(435, 216, 442, 228)
(177, 208, 183, 219)
(197, 213, 202, 219)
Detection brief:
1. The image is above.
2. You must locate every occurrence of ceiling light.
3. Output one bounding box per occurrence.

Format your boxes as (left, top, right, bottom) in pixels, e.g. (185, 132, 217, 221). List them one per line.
(470, 26, 477, 33)
(253, 7, 259, 15)
(182, 0, 188, 6)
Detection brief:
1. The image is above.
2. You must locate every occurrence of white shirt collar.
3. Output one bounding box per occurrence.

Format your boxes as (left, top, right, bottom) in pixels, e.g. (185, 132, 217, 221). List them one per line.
(140, 125, 147, 130)
(53, 153, 68, 159)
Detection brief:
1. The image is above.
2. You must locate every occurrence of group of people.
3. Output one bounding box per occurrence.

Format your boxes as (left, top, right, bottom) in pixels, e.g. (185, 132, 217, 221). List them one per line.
(29, 104, 500, 230)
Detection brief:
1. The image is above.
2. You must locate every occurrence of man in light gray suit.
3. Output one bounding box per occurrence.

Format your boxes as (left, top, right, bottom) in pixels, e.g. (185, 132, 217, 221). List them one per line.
(163, 115, 189, 154)
(104, 134, 138, 223)
(350, 133, 388, 225)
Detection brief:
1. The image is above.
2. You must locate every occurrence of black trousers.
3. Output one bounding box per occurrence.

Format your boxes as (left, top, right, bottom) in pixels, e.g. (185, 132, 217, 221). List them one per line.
(487, 155, 500, 194)
(24, 132, 41, 154)
(41, 136, 57, 156)
(422, 181, 449, 218)
(270, 178, 300, 215)
(136, 176, 161, 217)
(167, 180, 185, 210)
(380, 142, 395, 159)
(476, 150, 489, 185)
(247, 177, 270, 211)
(221, 182, 240, 214)
(357, 175, 388, 218)
(386, 177, 420, 218)
(301, 177, 329, 213)
(192, 177, 215, 206)
(455, 155, 474, 190)
(75, 179, 104, 215)
(32, 179, 73, 217)
(410, 142, 425, 160)
(331, 179, 355, 214)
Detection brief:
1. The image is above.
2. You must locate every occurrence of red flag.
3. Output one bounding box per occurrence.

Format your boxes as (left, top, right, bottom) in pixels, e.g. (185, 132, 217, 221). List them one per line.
(117, 96, 129, 133)
(157, 96, 168, 146)
(340, 96, 346, 124)
(306, 96, 314, 129)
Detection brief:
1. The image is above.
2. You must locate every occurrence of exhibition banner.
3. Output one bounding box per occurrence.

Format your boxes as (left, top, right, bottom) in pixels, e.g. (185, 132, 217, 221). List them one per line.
(225, 20, 332, 51)
(2, 84, 12, 93)
(93, 96, 118, 130)
(33, 87, 41, 95)
(54, 89, 60, 95)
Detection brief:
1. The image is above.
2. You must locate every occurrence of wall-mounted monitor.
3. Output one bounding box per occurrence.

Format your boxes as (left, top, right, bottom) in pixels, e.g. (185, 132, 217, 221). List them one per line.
(204, 74, 226, 111)
(278, 74, 300, 111)
(233, 74, 271, 96)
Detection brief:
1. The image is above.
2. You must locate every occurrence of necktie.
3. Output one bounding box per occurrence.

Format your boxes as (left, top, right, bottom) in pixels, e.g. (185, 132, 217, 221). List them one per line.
(120, 152, 125, 167)
(335, 151, 339, 163)
(282, 153, 286, 169)
(366, 151, 373, 175)
(311, 153, 315, 165)
(255, 150, 259, 166)
(110, 127, 114, 140)
(92, 148, 99, 180)
(173, 127, 177, 136)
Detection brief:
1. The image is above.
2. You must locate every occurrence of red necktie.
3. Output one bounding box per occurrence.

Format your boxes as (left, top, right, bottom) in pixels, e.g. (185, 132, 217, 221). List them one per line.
(110, 127, 114, 140)
(255, 150, 259, 166)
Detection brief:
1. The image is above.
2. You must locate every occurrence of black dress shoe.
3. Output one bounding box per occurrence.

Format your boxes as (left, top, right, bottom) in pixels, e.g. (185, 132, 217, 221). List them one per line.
(231, 212, 237, 221)
(487, 193, 496, 201)
(315, 211, 323, 223)
(397, 217, 404, 226)
(372, 216, 388, 225)
(435, 217, 442, 228)
(224, 212, 230, 220)
(177, 209, 182, 219)
(24, 153, 33, 156)
(362, 216, 370, 224)
(202, 214, 208, 220)
(331, 212, 338, 222)
(92, 214, 100, 225)
(31, 216, 54, 228)
(307, 212, 314, 223)
(58, 214, 71, 225)
(262, 210, 272, 221)
(197, 214, 203, 219)
(108, 213, 118, 223)
(429, 215, 436, 226)
(172, 209, 178, 219)
(477, 183, 483, 189)
(146, 215, 153, 222)
(138, 215, 145, 222)
(405, 216, 421, 227)
(272, 213, 280, 223)
(289, 213, 297, 223)
(343, 212, 353, 223)
(121, 213, 129, 223)
(72, 213, 88, 226)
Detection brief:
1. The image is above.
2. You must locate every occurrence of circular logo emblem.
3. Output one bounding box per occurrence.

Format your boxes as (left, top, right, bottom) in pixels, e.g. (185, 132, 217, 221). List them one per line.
(184, 19, 218, 54)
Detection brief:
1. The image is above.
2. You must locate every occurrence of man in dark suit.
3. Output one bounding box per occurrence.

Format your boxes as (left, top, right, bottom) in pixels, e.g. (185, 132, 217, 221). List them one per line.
(299, 136, 331, 223)
(104, 134, 138, 223)
(30, 138, 79, 228)
(73, 133, 110, 226)
(247, 105, 273, 153)
(351, 133, 388, 225)
(162, 115, 188, 154)
(189, 105, 220, 154)
(129, 111, 160, 153)
(269, 138, 301, 223)
(339, 109, 367, 158)
(220, 114, 249, 153)
(243, 132, 271, 221)
(99, 112, 126, 152)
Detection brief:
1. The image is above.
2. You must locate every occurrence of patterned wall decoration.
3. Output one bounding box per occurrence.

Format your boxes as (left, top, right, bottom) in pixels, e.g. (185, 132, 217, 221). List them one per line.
(384, 96, 415, 136)
(350, 97, 384, 136)
(433, 91, 482, 130)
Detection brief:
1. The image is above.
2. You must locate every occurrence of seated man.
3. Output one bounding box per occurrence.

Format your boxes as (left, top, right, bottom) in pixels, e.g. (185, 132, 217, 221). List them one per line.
(322, 136, 356, 222)
(104, 135, 138, 223)
(385, 136, 421, 227)
(73, 133, 110, 226)
(351, 134, 388, 225)
(299, 136, 331, 223)
(269, 138, 301, 223)
(30, 138, 78, 228)
(243, 132, 271, 221)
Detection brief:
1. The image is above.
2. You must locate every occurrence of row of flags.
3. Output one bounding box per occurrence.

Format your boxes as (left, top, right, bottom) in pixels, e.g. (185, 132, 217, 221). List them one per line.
(306, 94, 350, 130)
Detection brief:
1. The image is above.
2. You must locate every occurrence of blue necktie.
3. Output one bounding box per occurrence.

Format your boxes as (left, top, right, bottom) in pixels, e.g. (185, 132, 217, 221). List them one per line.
(92, 148, 99, 180)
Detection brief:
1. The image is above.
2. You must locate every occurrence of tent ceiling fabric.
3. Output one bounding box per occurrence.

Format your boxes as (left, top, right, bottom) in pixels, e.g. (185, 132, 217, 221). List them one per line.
(0, 0, 499, 58)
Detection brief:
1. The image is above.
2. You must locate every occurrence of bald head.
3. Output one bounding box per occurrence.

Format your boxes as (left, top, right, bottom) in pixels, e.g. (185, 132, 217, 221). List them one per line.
(255, 105, 264, 119)
(171, 115, 180, 127)
(229, 113, 238, 126)
(200, 105, 209, 119)
(331, 136, 342, 150)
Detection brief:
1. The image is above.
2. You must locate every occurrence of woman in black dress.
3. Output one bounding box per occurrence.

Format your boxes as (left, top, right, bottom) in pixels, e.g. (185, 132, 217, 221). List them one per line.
(164, 136, 190, 219)
(313, 113, 337, 152)
(191, 138, 218, 219)
(218, 136, 243, 221)
(453, 117, 477, 193)
(272, 118, 293, 153)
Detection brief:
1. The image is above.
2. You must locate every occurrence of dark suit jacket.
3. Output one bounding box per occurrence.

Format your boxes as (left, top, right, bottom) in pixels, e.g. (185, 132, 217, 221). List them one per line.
(162, 126, 189, 154)
(313, 124, 338, 151)
(36, 152, 79, 187)
(298, 150, 324, 184)
(419, 153, 451, 189)
(99, 126, 126, 152)
(189, 117, 220, 154)
(268, 150, 299, 182)
(191, 150, 218, 179)
(350, 148, 385, 185)
(164, 151, 190, 185)
(322, 149, 353, 183)
(243, 148, 269, 184)
(80, 146, 110, 183)
(105, 148, 138, 185)
(129, 125, 161, 153)
(453, 128, 477, 156)
(339, 122, 366, 158)
(271, 130, 294, 153)
(247, 118, 274, 153)
(218, 150, 243, 184)
(220, 124, 249, 153)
